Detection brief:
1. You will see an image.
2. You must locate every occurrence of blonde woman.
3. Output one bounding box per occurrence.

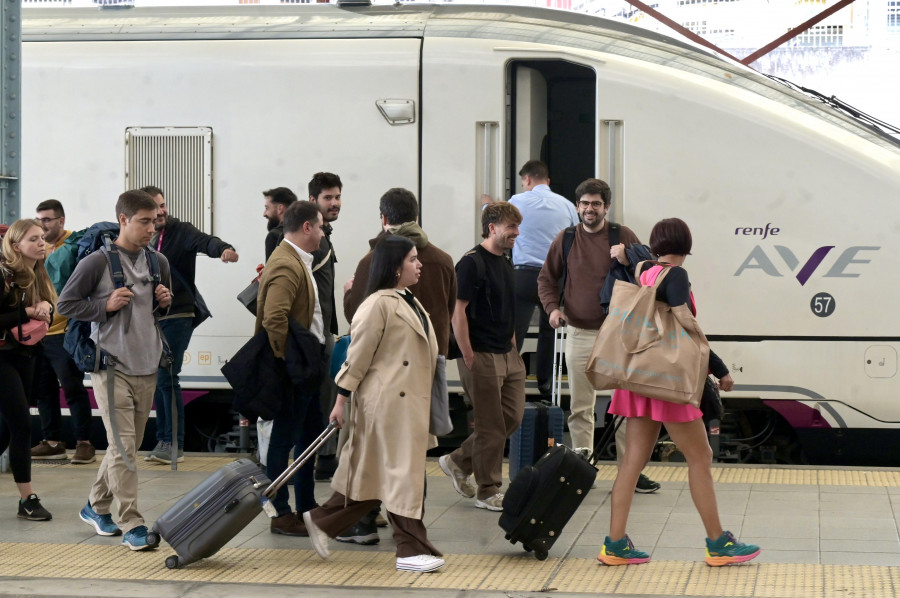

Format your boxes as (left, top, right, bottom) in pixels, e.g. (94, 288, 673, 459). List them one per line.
(0, 219, 57, 521)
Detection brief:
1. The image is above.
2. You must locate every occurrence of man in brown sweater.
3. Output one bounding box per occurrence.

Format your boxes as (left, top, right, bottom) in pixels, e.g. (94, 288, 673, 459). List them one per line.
(537, 178, 659, 493)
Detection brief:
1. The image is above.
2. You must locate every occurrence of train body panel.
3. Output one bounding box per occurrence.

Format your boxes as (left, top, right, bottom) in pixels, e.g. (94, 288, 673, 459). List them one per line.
(19, 4, 900, 461)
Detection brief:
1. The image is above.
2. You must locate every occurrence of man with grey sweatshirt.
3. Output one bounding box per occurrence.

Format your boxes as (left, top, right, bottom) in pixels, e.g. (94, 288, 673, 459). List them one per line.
(58, 190, 173, 551)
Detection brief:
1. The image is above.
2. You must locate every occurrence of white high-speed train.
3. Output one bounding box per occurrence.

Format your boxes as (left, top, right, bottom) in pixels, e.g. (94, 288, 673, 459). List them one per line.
(20, 3, 900, 463)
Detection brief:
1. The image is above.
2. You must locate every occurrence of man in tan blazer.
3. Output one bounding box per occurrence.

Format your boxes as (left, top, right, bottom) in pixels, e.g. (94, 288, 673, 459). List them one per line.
(256, 200, 326, 537)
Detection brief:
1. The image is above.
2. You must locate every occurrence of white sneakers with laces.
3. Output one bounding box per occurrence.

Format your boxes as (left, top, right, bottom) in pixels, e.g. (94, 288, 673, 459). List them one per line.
(396, 554, 445, 573)
(474, 492, 504, 511)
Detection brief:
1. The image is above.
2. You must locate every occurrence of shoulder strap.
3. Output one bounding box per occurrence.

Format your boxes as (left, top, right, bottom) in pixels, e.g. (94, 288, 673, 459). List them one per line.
(102, 234, 126, 290)
(609, 222, 620, 248)
(459, 247, 488, 319)
(144, 247, 162, 313)
(559, 226, 577, 307)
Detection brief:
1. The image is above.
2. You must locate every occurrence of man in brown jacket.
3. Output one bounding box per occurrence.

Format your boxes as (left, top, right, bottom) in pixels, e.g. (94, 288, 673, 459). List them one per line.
(256, 200, 327, 536)
(343, 188, 457, 356)
(337, 187, 457, 544)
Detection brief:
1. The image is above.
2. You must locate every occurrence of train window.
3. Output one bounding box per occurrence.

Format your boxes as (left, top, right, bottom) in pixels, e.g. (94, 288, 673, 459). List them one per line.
(125, 126, 213, 234)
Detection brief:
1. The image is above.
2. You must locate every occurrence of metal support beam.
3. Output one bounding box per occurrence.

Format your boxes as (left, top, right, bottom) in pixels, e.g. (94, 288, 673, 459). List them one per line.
(625, 0, 859, 70)
(621, 0, 742, 63)
(1, 0, 21, 225)
(740, 0, 859, 65)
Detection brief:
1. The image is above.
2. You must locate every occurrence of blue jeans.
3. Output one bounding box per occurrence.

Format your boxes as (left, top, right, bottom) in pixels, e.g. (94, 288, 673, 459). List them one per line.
(154, 317, 193, 448)
(266, 385, 323, 517)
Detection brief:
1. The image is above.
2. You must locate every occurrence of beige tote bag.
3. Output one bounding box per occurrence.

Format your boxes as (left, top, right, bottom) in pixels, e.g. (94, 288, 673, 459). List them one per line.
(585, 264, 710, 407)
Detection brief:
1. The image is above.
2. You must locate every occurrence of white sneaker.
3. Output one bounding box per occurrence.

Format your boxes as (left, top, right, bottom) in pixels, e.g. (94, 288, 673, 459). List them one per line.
(573, 446, 592, 460)
(396, 554, 445, 573)
(302, 511, 331, 559)
(438, 454, 476, 498)
(474, 492, 504, 511)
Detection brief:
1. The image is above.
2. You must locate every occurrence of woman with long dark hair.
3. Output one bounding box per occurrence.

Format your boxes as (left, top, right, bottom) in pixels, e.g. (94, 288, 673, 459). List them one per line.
(302, 235, 444, 573)
(0, 219, 57, 521)
(599, 218, 760, 567)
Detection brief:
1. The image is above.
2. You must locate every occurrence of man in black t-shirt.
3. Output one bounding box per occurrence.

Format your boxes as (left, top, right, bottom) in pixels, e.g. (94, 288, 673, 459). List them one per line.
(438, 203, 526, 512)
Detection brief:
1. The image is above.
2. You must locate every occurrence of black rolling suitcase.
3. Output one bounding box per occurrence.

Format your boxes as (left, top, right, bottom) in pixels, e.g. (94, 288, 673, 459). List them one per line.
(153, 422, 337, 569)
(499, 444, 597, 560)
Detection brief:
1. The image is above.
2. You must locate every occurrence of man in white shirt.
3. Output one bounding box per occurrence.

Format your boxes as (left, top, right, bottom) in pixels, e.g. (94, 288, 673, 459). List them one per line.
(255, 201, 326, 536)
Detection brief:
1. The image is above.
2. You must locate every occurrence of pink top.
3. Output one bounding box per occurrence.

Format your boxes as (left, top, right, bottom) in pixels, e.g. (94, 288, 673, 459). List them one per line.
(608, 264, 702, 423)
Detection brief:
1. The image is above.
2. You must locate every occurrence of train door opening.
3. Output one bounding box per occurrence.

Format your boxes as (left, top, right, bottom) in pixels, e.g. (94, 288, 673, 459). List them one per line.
(506, 59, 596, 400)
(507, 60, 596, 201)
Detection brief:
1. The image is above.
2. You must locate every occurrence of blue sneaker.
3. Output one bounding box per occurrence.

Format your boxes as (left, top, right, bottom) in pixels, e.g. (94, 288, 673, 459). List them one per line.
(79, 502, 121, 536)
(705, 531, 760, 566)
(122, 525, 158, 551)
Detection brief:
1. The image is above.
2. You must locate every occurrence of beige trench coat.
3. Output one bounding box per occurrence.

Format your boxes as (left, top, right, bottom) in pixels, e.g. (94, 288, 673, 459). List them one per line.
(332, 289, 438, 520)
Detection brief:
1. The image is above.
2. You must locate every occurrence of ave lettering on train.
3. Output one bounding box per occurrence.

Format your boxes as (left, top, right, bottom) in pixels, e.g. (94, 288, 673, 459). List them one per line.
(733, 245, 880, 285)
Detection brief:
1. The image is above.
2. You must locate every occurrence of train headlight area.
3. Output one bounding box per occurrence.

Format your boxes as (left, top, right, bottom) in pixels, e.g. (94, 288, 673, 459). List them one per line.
(5, 455, 900, 597)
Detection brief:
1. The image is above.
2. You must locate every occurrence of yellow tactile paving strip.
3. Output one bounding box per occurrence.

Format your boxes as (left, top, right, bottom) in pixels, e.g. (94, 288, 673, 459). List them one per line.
(37, 456, 900, 487)
(32, 455, 239, 473)
(2, 542, 899, 597)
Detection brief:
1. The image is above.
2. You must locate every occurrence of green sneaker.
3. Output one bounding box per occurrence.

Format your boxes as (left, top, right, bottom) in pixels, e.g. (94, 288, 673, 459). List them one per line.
(597, 534, 650, 565)
(705, 531, 760, 566)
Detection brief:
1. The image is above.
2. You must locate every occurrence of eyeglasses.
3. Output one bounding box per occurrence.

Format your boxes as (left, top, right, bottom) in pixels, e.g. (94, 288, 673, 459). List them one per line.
(37, 217, 61, 225)
(577, 201, 604, 209)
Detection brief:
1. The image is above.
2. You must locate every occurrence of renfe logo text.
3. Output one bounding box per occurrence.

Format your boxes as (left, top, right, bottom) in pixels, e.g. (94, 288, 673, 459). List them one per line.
(735, 223, 780, 240)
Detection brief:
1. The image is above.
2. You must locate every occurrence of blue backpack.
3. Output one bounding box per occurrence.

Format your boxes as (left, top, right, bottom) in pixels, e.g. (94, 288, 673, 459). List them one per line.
(63, 225, 161, 372)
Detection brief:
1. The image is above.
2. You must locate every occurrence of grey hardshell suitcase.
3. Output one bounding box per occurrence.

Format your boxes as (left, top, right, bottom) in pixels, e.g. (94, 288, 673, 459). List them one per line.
(153, 422, 337, 569)
(152, 458, 270, 569)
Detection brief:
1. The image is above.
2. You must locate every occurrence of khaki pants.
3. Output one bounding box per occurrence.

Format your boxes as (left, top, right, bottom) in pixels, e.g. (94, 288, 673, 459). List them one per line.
(450, 349, 526, 500)
(89, 370, 156, 533)
(564, 325, 601, 451)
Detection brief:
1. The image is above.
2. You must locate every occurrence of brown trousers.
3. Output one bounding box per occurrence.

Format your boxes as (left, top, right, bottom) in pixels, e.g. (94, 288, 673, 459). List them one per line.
(450, 349, 526, 499)
(309, 491, 441, 558)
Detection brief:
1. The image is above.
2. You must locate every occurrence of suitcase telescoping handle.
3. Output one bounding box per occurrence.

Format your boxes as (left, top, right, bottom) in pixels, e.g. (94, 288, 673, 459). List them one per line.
(263, 421, 339, 498)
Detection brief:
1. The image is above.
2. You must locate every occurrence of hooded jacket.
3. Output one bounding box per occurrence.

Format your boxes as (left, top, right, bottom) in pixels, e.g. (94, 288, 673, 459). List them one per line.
(343, 222, 456, 356)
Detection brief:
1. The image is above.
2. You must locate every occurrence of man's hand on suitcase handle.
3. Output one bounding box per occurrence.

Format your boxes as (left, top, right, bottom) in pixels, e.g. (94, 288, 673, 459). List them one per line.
(550, 309, 566, 329)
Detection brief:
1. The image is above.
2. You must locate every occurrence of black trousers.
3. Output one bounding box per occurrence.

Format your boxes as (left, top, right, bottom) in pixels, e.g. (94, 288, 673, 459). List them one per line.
(0, 350, 35, 483)
(514, 267, 553, 396)
(33, 334, 93, 442)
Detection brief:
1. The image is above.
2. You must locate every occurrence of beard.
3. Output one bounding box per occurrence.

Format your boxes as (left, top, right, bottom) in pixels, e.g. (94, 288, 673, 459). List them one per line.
(266, 215, 280, 231)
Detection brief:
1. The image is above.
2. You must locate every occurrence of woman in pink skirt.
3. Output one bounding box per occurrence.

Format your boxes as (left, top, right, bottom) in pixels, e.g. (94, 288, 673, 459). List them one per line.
(597, 218, 760, 567)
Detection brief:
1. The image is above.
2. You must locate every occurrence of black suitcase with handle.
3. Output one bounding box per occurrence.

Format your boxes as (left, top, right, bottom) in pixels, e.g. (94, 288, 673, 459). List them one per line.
(499, 444, 597, 560)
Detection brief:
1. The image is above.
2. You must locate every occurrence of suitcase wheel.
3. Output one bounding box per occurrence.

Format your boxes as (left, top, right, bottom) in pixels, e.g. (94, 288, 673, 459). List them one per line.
(165, 555, 180, 569)
(534, 548, 548, 561)
(146, 531, 161, 549)
(522, 544, 533, 553)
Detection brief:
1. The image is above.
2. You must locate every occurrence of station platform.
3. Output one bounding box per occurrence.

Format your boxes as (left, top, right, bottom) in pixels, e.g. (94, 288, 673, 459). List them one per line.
(2, 454, 900, 598)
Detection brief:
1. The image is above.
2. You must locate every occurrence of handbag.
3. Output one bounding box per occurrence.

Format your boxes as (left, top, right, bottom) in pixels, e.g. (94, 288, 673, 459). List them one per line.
(585, 263, 710, 407)
(236, 278, 259, 316)
(8, 319, 49, 346)
(429, 354, 454, 436)
(700, 375, 723, 423)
